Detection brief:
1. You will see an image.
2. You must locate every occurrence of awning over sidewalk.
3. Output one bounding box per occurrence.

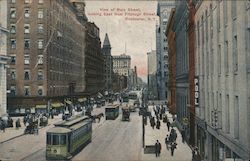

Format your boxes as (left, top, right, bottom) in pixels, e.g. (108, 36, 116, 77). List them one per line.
(51, 102, 64, 108)
(78, 98, 87, 102)
(36, 105, 47, 109)
(65, 100, 72, 105)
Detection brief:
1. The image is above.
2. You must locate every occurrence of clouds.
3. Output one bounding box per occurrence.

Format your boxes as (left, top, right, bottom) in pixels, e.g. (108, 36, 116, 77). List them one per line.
(85, 1, 157, 82)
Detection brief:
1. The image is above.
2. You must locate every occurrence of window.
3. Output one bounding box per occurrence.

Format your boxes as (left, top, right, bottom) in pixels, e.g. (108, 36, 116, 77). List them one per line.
(10, 86, 16, 96)
(38, 0, 44, 4)
(52, 135, 59, 145)
(218, 45, 221, 75)
(38, 24, 44, 33)
(24, 0, 30, 3)
(226, 95, 230, 133)
(223, 1, 228, 26)
(10, 8, 16, 18)
(11, 0, 16, 3)
(24, 70, 30, 80)
(38, 9, 43, 19)
(38, 70, 43, 80)
(24, 39, 30, 49)
(233, 36, 238, 72)
(217, 1, 221, 31)
(24, 24, 30, 34)
(24, 86, 30, 96)
(10, 69, 16, 80)
(10, 55, 16, 64)
(38, 39, 43, 49)
(10, 39, 16, 49)
(225, 41, 229, 74)
(10, 24, 16, 34)
(38, 86, 43, 96)
(38, 55, 43, 64)
(24, 55, 30, 65)
(24, 8, 30, 18)
(231, 1, 237, 19)
(234, 96, 239, 139)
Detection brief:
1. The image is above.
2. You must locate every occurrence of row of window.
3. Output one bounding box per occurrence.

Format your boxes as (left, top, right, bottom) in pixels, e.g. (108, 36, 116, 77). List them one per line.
(10, 69, 44, 81)
(10, 24, 44, 34)
(11, 0, 44, 4)
(10, 8, 44, 19)
(10, 55, 43, 65)
(9, 85, 44, 96)
(10, 39, 44, 49)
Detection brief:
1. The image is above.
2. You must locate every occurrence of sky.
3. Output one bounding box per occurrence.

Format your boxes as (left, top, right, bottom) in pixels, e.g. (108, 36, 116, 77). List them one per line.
(85, 1, 158, 82)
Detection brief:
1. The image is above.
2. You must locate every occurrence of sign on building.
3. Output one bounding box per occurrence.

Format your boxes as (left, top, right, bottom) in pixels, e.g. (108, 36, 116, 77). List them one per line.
(194, 77, 199, 106)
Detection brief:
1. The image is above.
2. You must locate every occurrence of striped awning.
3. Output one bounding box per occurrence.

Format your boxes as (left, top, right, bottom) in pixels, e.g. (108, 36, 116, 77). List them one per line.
(36, 105, 47, 109)
(65, 100, 72, 105)
(78, 98, 87, 102)
(51, 102, 64, 108)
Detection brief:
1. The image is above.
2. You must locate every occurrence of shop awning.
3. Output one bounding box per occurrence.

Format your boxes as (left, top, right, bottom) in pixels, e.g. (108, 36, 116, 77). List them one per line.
(65, 100, 72, 105)
(78, 98, 87, 102)
(36, 105, 47, 109)
(51, 102, 64, 108)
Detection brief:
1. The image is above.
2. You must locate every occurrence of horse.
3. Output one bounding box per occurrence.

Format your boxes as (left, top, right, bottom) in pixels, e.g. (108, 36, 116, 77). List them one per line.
(90, 113, 104, 123)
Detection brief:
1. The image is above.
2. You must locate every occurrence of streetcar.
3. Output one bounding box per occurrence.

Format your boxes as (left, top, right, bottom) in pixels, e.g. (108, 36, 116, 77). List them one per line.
(105, 104, 119, 120)
(46, 116, 92, 160)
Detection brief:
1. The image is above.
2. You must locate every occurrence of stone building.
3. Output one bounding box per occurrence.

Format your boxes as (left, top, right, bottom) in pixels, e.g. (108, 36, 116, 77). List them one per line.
(0, 0, 9, 116)
(173, 0, 190, 144)
(156, 1, 175, 100)
(7, 0, 88, 114)
(147, 50, 157, 100)
(165, 8, 176, 115)
(102, 33, 113, 92)
(83, 22, 105, 95)
(113, 54, 131, 77)
(194, 1, 250, 160)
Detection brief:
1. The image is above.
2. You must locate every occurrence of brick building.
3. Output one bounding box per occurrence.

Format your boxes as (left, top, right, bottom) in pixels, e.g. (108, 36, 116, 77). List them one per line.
(6, 0, 92, 115)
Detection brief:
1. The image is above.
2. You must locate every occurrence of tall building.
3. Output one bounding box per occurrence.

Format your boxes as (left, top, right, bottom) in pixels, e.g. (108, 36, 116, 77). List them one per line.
(102, 33, 113, 92)
(83, 22, 105, 95)
(156, 1, 175, 100)
(173, 0, 190, 144)
(195, 1, 250, 160)
(113, 54, 131, 77)
(7, 0, 88, 115)
(165, 8, 176, 114)
(0, 0, 9, 116)
(147, 50, 157, 100)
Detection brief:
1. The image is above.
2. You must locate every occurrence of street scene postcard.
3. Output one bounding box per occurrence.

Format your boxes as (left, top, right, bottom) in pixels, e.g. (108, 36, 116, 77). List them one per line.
(0, 0, 249, 161)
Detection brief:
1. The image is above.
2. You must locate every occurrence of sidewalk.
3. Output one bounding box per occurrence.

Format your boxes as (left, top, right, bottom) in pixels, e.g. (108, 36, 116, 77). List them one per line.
(141, 105, 192, 161)
(0, 115, 62, 144)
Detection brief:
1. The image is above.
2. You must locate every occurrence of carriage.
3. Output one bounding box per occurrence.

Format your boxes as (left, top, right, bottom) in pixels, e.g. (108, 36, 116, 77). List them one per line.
(122, 106, 130, 121)
(46, 116, 92, 160)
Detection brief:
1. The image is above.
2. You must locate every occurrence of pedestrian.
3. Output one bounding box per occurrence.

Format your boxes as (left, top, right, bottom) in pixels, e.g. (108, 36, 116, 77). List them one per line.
(167, 121, 171, 131)
(150, 117, 155, 129)
(155, 140, 162, 157)
(172, 114, 176, 122)
(170, 142, 177, 156)
(165, 135, 169, 150)
(16, 118, 21, 129)
(156, 119, 161, 129)
(181, 128, 186, 143)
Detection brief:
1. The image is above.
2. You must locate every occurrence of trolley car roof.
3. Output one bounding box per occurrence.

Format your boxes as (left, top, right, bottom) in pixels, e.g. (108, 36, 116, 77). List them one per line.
(54, 116, 90, 127)
(47, 127, 71, 133)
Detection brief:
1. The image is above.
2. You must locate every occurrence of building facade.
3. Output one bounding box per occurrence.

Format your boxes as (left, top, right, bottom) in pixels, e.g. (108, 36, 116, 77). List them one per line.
(173, 0, 190, 144)
(156, 1, 175, 100)
(165, 8, 176, 115)
(113, 54, 131, 77)
(0, 0, 9, 116)
(195, 1, 250, 160)
(102, 33, 113, 92)
(84, 22, 105, 95)
(7, 0, 88, 114)
(147, 50, 157, 100)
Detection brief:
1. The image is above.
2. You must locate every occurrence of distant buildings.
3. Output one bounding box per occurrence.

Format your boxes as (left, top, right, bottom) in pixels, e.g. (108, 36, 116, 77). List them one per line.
(0, 0, 9, 116)
(113, 54, 131, 77)
(147, 50, 157, 100)
(102, 33, 113, 92)
(156, 1, 175, 100)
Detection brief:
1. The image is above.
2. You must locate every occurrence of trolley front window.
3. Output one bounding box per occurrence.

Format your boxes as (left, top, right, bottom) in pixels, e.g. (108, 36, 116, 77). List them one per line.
(52, 135, 59, 145)
(60, 135, 66, 145)
(47, 133, 51, 145)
